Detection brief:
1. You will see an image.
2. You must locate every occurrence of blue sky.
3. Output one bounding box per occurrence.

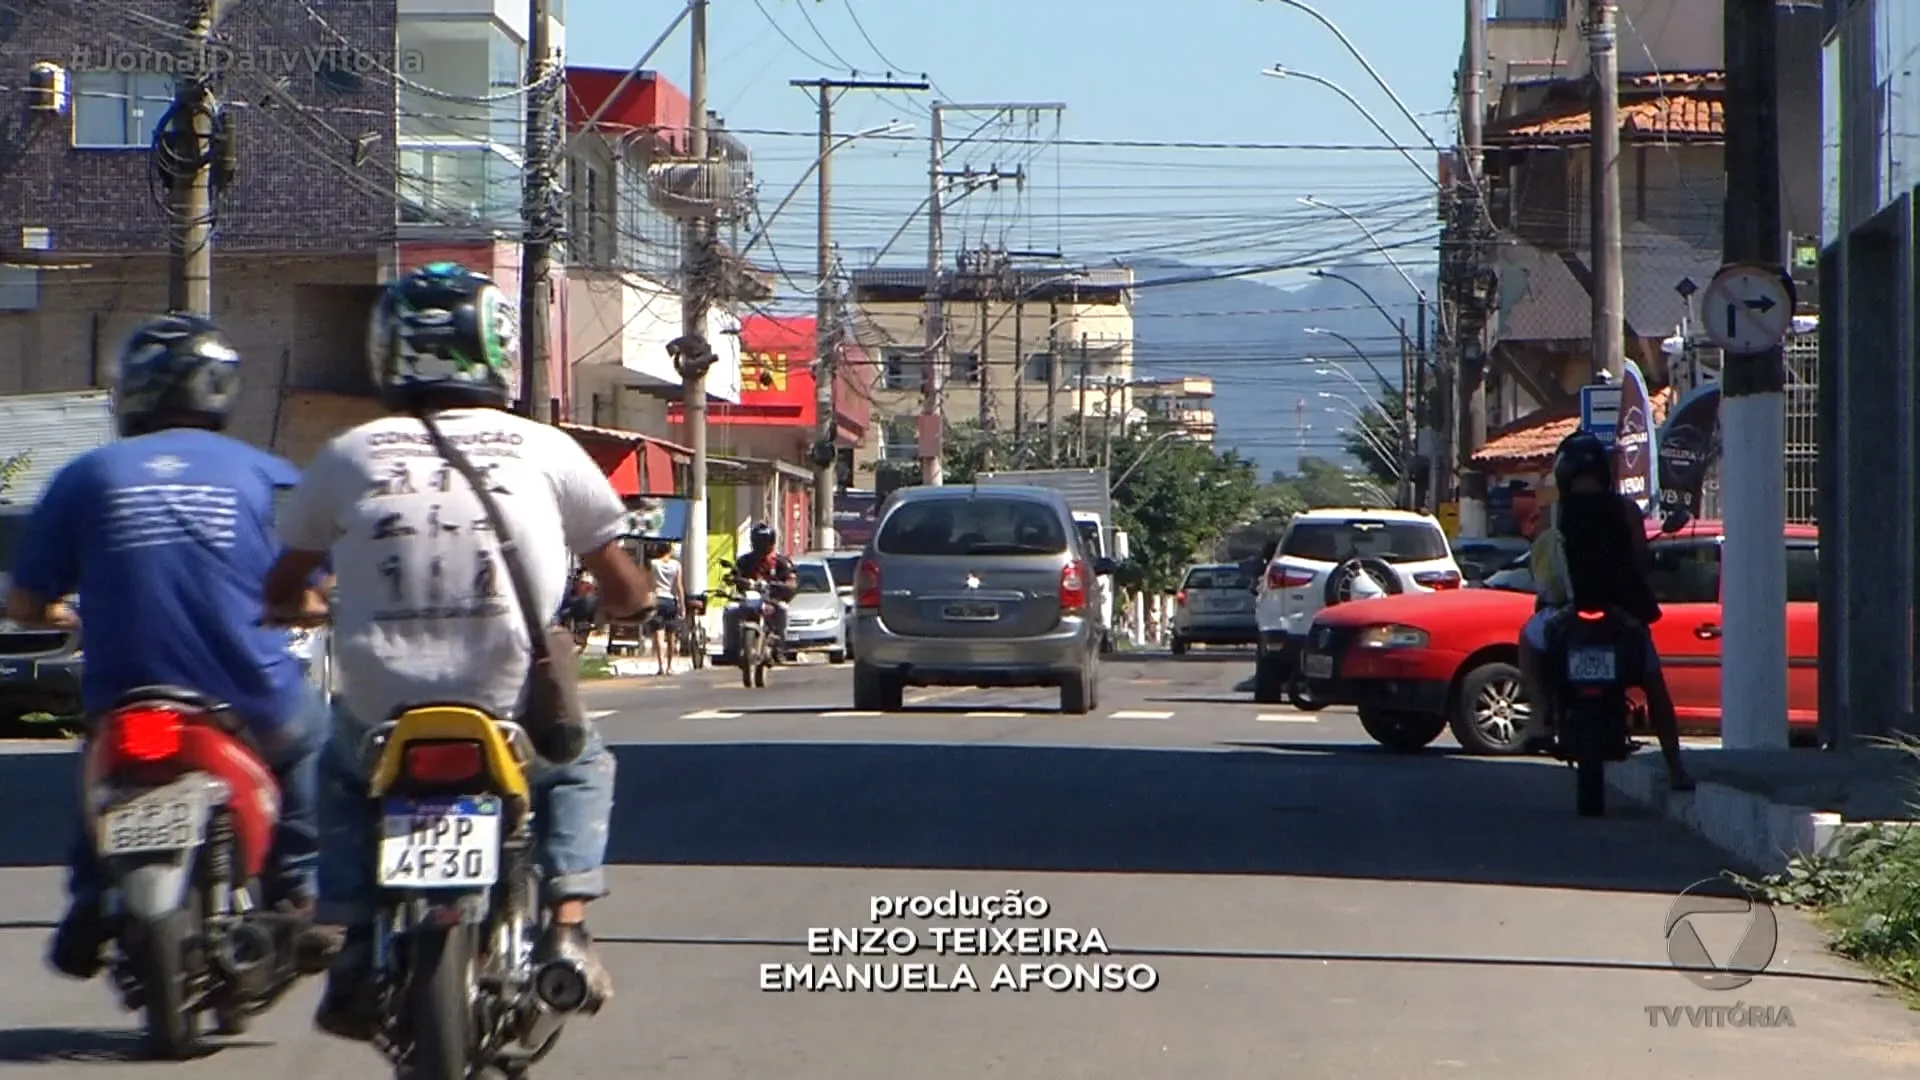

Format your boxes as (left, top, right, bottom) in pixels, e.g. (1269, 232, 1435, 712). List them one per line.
(564, 0, 1466, 297)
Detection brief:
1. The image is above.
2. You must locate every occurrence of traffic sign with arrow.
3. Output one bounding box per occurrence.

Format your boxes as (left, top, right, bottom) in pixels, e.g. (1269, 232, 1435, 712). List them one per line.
(1700, 263, 1796, 355)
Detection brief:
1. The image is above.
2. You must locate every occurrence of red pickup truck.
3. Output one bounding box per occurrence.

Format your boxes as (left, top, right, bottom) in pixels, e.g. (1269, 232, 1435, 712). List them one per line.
(1297, 520, 1820, 753)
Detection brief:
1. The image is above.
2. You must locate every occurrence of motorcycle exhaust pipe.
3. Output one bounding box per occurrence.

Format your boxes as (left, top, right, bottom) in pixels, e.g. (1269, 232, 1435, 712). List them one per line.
(211, 921, 278, 997)
(515, 959, 593, 1049)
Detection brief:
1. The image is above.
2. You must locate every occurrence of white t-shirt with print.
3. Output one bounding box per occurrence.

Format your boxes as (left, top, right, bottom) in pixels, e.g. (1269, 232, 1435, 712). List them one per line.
(278, 408, 628, 732)
(651, 556, 681, 601)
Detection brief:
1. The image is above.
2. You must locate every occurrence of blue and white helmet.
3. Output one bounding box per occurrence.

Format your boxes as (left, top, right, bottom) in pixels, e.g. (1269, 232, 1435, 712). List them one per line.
(367, 262, 519, 407)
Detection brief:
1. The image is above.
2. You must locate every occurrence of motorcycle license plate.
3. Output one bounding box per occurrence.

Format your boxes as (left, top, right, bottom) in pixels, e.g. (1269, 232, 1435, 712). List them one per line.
(100, 778, 209, 854)
(1566, 646, 1617, 683)
(1301, 652, 1334, 680)
(377, 796, 501, 888)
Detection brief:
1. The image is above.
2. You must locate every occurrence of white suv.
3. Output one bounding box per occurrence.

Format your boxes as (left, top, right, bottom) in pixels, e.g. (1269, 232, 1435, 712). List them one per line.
(1251, 508, 1462, 703)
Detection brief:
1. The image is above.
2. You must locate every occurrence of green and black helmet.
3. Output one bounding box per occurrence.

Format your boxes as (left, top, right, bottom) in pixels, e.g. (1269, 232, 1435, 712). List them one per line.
(367, 261, 519, 408)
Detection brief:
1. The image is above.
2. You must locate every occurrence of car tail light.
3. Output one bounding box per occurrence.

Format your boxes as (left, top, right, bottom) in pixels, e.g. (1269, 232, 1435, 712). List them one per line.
(111, 706, 184, 763)
(1267, 564, 1315, 589)
(402, 740, 485, 784)
(1060, 561, 1089, 613)
(1414, 569, 1462, 590)
(1174, 590, 1187, 606)
(854, 559, 881, 609)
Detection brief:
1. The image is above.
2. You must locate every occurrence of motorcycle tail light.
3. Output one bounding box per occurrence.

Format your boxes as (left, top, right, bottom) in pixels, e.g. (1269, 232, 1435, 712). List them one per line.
(402, 740, 485, 784)
(1576, 609, 1608, 622)
(111, 706, 185, 763)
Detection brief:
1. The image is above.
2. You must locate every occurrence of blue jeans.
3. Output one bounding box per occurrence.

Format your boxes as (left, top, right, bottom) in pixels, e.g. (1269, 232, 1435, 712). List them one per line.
(314, 702, 617, 925)
(67, 683, 327, 907)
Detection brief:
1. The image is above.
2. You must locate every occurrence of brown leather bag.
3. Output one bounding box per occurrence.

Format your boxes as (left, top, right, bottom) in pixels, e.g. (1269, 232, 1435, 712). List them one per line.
(416, 411, 590, 765)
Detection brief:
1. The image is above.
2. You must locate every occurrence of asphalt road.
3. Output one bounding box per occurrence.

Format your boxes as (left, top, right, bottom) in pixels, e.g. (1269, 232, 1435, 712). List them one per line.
(4, 649, 1920, 1077)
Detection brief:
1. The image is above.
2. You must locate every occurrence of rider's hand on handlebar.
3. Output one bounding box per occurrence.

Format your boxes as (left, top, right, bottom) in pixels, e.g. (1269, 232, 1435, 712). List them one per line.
(263, 587, 331, 628)
(41, 601, 79, 631)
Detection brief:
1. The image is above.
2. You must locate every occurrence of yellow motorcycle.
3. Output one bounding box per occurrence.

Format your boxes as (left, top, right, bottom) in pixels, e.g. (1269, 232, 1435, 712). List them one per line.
(358, 705, 596, 1080)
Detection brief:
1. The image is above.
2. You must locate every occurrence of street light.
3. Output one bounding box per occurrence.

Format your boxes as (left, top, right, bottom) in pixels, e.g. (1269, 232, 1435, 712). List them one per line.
(1261, 66, 1438, 187)
(1314, 363, 1383, 405)
(1298, 196, 1428, 305)
(1322, 405, 1404, 479)
(1255, 0, 1445, 160)
(1303, 325, 1394, 392)
(1308, 268, 1414, 352)
(1318, 390, 1399, 433)
(1109, 427, 1190, 492)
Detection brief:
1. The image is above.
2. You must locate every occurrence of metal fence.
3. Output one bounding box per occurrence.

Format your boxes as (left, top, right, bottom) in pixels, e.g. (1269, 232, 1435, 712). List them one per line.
(1691, 330, 1821, 524)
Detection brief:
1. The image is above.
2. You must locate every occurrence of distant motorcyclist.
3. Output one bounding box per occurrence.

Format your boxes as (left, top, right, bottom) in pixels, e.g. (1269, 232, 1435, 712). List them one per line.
(7, 313, 328, 979)
(727, 522, 796, 649)
(1518, 430, 1692, 790)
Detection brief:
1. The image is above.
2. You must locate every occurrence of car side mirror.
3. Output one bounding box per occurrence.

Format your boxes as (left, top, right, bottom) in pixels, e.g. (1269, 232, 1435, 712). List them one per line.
(1659, 509, 1691, 535)
(1092, 557, 1119, 576)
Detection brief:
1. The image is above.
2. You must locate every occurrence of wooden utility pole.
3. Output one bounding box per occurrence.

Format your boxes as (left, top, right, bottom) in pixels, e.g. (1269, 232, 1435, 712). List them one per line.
(1454, 0, 1492, 535)
(1045, 298, 1061, 466)
(1011, 296, 1026, 460)
(165, 0, 229, 314)
(1587, 0, 1624, 379)
(1074, 333, 1090, 462)
(795, 75, 926, 544)
(517, 0, 559, 418)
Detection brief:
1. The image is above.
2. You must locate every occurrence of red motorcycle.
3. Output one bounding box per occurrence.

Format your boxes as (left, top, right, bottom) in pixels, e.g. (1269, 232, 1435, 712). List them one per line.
(78, 686, 307, 1057)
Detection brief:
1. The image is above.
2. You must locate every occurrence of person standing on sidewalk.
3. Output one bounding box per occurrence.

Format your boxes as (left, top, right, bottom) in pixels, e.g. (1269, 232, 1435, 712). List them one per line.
(647, 541, 686, 675)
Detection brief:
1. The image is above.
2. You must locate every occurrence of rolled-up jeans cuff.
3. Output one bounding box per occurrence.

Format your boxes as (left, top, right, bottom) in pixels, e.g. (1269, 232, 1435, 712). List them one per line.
(543, 869, 608, 905)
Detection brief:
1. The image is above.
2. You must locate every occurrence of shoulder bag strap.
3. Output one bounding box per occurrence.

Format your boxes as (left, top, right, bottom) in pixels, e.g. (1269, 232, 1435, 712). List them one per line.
(414, 410, 553, 665)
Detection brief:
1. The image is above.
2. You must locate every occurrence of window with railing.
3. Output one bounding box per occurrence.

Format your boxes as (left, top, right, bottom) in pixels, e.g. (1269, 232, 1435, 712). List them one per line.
(396, 17, 524, 227)
(948, 352, 979, 384)
(881, 416, 919, 460)
(398, 140, 522, 227)
(882, 349, 922, 390)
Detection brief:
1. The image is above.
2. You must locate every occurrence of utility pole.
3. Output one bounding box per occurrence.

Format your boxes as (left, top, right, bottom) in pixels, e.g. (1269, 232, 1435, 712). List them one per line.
(1398, 317, 1415, 508)
(796, 76, 927, 544)
(1011, 295, 1026, 460)
(975, 250, 994, 436)
(674, 0, 713, 599)
(1719, 0, 1789, 749)
(1586, 0, 1624, 380)
(1075, 333, 1090, 462)
(517, 0, 559, 419)
(920, 105, 946, 486)
(1046, 298, 1061, 466)
(164, 0, 229, 314)
(1419, 302, 1440, 512)
(1453, 0, 1493, 536)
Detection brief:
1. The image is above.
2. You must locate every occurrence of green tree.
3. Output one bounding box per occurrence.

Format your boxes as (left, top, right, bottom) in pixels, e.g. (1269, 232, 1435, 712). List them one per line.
(0, 450, 30, 497)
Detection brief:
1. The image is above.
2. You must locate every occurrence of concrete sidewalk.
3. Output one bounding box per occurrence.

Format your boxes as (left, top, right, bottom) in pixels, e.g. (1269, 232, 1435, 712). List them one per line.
(1607, 742, 1920, 872)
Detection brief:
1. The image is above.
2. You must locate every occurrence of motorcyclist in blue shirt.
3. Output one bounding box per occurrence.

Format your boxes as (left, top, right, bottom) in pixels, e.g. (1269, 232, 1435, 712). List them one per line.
(5, 313, 331, 980)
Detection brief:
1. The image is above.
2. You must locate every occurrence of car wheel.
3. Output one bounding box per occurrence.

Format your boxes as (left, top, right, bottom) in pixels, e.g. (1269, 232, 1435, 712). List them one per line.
(1252, 648, 1288, 704)
(853, 662, 903, 712)
(1060, 665, 1097, 715)
(1286, 675, 1328, 712)
(828, 649, 848, 664)
(1359, 708, 1447, 753)
(1450, 661, 1533, 755)
(1170, 635, 1188, 656)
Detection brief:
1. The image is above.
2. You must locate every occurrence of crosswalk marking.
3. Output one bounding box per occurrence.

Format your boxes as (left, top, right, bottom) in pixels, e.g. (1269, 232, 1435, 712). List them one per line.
(1256, 713, 1319, 723)
(681, 709, 744, 720)
(1108, 710, 1175, 720)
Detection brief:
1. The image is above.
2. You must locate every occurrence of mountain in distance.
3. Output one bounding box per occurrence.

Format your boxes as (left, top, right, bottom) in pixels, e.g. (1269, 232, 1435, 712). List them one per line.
(1127, 256, 1432, 475)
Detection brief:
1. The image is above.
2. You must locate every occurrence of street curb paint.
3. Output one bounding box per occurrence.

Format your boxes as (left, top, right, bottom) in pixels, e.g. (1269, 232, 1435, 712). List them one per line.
(1605, 756, 1851, 874)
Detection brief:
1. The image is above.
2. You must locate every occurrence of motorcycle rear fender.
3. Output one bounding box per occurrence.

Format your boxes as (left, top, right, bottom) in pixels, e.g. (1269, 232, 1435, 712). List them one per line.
(113, 853, 195, 920)
(368, 704, 529, 800)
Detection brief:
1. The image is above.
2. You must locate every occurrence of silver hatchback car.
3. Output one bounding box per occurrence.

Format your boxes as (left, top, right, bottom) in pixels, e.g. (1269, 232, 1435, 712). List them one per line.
(850, 484, 1116, 714)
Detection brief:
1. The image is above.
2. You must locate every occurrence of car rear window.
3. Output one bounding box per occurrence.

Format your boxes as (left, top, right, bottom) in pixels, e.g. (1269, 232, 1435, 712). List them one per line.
(1183, 567, 1251, 590)
(1280, 520, 1450, 564)
(795, 564, 833, 593)
(875, 497, 1069, 556)
(824, 554, 860, 587)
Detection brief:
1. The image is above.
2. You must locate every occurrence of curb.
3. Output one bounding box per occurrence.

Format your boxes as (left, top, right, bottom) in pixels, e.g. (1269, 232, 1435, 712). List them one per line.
(1605, 755, 1858, 873)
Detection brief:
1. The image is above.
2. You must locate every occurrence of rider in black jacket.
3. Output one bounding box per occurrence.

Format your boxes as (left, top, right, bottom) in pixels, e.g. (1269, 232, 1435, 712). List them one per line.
(1523, 431, 1693, 791)
(730, 522, 797, 647)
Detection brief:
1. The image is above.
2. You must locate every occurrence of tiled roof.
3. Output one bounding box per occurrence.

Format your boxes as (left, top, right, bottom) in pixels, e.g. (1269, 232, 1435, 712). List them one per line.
(1492, 94, 1723, 142)
(1472, 386, 1675, 468)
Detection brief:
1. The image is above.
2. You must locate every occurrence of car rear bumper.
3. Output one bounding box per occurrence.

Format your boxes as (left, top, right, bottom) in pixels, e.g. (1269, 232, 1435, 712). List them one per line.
(785, 628, 844, 650)
(1174, 618, 1259, 644)
(855, 616, 1091, 686)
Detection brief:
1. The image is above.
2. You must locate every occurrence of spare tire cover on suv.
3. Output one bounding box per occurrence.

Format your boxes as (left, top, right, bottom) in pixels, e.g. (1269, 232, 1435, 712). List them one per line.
(1322, 556, 1402, 607)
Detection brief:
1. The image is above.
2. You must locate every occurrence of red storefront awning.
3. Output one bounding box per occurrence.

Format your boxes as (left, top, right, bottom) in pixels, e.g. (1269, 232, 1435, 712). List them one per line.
(560, 422, 692, 498)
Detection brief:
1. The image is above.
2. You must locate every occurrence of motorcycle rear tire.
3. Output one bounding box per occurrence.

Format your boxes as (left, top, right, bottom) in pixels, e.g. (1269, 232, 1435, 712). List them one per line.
(407, 922, 475, 1080)
(135, 904, 201, 1059)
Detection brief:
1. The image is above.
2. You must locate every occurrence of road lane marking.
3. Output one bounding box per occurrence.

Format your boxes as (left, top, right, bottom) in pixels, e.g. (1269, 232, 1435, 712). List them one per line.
(819, 710, 882, 718)
(963, 711, 1026, 718)
(1256, 713, 1319, 723)
(681, 709, 744, 720)
(585, 709, 617, 720)
(1108, 710, 1175, 720)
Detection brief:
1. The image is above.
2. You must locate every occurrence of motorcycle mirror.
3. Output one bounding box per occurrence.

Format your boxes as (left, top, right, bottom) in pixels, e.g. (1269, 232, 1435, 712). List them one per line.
(1659, 509, 1691, 535)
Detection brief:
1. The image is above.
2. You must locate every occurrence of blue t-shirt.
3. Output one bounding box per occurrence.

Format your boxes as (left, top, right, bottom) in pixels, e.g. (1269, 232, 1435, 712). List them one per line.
(10, 429, 309, 729)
